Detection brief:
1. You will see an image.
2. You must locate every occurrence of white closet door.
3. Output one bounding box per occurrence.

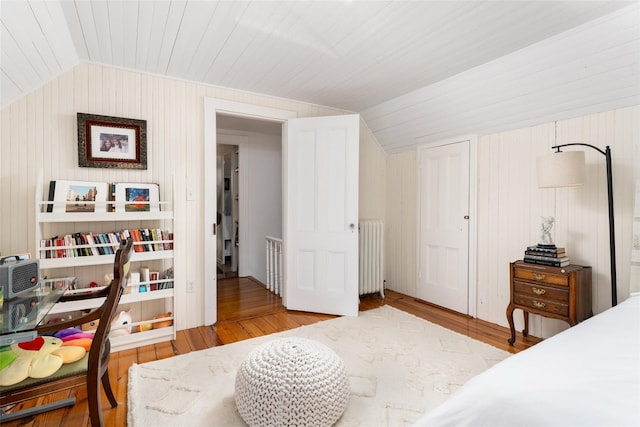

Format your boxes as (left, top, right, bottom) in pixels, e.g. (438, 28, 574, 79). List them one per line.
(418, 140, 470, 314)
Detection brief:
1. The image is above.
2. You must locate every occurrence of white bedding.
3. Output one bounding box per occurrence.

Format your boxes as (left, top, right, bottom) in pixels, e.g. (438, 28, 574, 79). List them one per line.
(415, 293, 640, 427)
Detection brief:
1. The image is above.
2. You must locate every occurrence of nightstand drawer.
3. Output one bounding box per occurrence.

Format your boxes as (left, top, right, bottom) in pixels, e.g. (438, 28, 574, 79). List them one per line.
(513, 281, 568, 303)
(513, 268, 568, 286)
(514, 294, 569, 317)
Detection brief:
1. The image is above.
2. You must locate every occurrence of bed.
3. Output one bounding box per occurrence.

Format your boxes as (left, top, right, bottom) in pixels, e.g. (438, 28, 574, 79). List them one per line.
(415, 293, 640, 427)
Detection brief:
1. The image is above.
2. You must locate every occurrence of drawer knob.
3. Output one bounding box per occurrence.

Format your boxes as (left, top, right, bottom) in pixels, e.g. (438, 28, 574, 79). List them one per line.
(532, 287, 546, 295)
(532, 301, 546, 309)
(533, 273, 546, 281)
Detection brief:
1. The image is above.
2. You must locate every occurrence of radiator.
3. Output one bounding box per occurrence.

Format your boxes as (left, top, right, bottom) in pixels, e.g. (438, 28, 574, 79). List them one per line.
(359, 220, 385, 297)
(265, 236, 283, 296)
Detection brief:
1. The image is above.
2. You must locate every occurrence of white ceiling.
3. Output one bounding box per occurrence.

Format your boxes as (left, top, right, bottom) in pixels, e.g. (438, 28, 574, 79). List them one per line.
(2, 0, 639, 152)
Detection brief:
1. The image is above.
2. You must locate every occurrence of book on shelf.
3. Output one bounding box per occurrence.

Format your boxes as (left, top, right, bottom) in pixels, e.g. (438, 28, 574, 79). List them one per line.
(73, 232, 91, 256)
(523, 256, 570, 267)
(86, 233, 101, 256)
(65, 235, 74, 258)
(141, 228, 153, 251)
(524, 253, 570, 262)
(130, 229, 144, 252)
(47, 181, 56, 213)
(150, 229, 161, 251)
(80, 234, 94, 256)
(164, 231, 173, 250)
(54, 237, 64, 258)
(526, 245, 566, 255)
(524, 249, 566, 258)
(95, 234, 111, 254)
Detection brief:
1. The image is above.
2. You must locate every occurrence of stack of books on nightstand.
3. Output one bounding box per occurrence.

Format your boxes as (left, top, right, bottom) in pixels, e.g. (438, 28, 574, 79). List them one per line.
(524, 244, 570, 267)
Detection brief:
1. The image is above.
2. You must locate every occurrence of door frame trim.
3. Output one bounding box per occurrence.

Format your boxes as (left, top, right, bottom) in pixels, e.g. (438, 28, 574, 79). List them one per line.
(415, 135, 478, 318)
(203, 98, 296, 325)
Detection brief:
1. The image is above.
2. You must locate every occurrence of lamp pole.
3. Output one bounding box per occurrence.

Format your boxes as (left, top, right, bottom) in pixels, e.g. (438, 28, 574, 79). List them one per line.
(552, 143, 617, 307)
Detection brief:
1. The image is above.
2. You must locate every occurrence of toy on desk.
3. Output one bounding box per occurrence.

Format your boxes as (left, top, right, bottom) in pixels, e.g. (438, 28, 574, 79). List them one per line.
(81, 319, 99, 332)
(0, 335, 87, 386)
(54, 327, 94, 352)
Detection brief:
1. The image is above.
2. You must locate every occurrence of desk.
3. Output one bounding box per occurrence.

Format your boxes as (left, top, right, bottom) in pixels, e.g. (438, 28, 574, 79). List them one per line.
(0, 278, 74, 346)
(0, 277, 76, 422)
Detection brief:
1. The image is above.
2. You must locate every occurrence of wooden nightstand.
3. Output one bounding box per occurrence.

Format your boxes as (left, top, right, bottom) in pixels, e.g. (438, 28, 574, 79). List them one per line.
(507, 260, 592, 345)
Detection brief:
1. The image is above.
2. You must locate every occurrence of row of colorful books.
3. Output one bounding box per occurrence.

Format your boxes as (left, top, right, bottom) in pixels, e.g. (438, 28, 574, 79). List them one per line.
(523, 245, 570, 267)
(39, 229, 173, 258)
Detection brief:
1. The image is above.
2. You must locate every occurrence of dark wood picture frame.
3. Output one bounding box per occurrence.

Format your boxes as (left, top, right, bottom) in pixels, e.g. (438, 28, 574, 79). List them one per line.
(77, 113, 147, 169)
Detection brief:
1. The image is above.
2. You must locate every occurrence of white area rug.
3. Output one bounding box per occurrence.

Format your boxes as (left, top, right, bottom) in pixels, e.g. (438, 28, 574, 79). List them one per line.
(128, 305, 511, 426)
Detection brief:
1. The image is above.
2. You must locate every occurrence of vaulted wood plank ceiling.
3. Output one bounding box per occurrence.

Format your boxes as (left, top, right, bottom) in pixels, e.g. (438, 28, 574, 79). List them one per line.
(2, 0, 638, 152)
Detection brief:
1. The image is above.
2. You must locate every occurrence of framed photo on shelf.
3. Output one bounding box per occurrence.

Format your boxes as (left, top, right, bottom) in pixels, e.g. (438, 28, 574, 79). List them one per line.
(77, 113, 147, 169)
(113, 182, 160, 213)
(47, 180, 109, 213)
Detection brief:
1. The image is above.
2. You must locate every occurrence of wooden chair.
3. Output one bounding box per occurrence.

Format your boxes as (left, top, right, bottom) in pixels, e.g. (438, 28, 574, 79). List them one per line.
(0, 238, 133, 426)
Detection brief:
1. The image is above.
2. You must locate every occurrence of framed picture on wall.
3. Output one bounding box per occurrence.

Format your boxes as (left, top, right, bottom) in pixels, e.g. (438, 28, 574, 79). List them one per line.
(77, 113, 147, 169)
(113, 182, 160, 213)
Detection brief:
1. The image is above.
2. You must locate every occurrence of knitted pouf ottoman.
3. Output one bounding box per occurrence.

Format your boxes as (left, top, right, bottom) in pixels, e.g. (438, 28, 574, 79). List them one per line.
(235, 337, 349, 427)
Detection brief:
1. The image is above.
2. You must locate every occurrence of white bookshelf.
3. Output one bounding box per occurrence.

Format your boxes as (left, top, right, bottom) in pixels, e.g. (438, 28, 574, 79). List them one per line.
(34, 171, 176, 352)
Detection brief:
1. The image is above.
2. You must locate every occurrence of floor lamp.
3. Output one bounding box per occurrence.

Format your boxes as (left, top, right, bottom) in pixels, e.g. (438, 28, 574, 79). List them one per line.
(536, 143, 617, 307)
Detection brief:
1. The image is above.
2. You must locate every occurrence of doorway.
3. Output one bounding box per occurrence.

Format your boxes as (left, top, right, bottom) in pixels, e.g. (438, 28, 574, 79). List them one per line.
(204, 100, 296, 326)
(216, 143, 239, 279)
(215, 115, 283, 288)
(204, 99, 360, 324)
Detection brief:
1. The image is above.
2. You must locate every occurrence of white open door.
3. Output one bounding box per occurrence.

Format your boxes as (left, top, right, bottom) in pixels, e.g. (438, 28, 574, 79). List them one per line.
(418, 140, 470, 314)
(284, 114, 359, 317)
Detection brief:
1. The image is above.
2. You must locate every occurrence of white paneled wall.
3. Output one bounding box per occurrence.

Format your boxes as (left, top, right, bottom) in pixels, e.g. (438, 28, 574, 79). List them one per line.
(386, 105, 639, 339)
(0, 63, 387, 331)
(384, 150, 418, 297)
(359, 120, 387, 221)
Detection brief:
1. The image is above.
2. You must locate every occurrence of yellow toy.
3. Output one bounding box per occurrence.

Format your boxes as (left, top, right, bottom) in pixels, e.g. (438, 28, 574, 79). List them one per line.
(153, 312, 173, 329)
(0, 336, 86, 386)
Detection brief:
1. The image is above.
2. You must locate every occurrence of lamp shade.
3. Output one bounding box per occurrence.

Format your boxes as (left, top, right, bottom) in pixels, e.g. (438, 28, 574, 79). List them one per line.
(536, 150, 586, 188)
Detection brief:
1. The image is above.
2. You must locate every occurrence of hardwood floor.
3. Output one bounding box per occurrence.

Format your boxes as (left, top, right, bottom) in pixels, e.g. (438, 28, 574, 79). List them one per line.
(2, 277, 541, 426)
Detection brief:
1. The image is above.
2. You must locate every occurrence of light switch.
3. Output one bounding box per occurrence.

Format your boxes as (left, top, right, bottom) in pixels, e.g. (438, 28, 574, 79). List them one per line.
(186, 186, 195, 201)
